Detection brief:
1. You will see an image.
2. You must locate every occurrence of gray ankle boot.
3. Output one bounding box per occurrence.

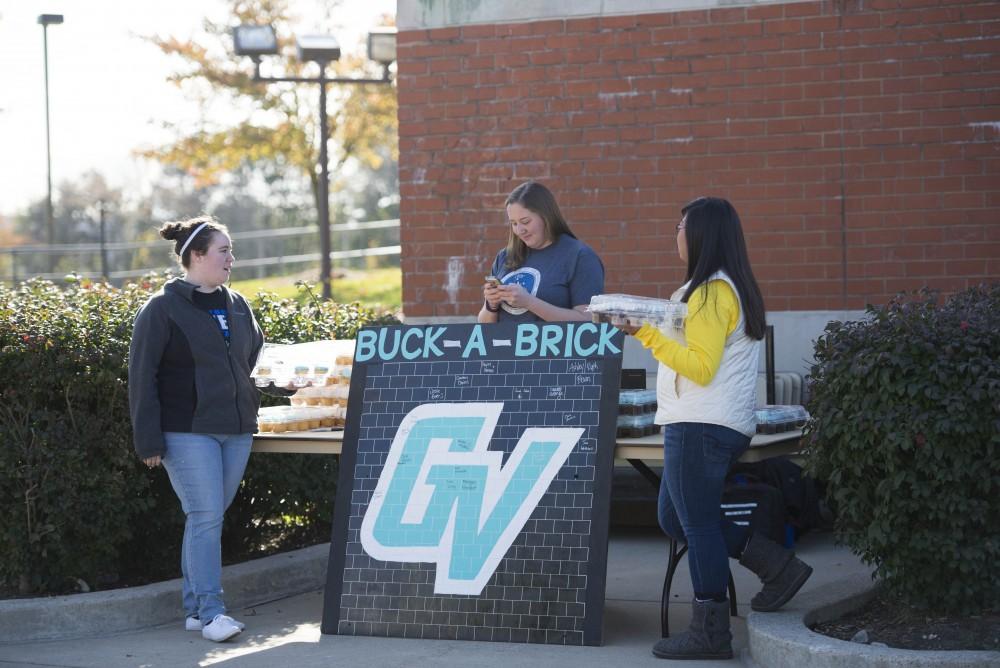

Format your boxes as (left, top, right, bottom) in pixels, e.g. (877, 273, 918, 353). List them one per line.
(652, 599, 733, 660)
(739, 532, 813, 612)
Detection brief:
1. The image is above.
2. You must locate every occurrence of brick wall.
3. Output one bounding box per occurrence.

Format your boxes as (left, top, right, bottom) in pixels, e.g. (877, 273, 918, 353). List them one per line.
(397, 0, 1000, 318)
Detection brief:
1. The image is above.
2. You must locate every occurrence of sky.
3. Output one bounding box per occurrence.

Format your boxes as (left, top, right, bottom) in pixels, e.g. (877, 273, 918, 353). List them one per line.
(0, 0, 395, 216)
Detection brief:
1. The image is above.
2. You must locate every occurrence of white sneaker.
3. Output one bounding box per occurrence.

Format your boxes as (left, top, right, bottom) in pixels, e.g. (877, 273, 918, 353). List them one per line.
(186, 615, 244, 632)
(201, 614, 243, 642)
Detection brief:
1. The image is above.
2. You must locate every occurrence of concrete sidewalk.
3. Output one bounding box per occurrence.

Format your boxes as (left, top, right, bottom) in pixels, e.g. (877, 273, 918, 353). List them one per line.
(0, 529, 868, 668)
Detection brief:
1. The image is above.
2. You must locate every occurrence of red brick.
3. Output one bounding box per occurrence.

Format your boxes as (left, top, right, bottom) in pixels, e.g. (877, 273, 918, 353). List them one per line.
(966, 243, 1000, 259)
(675, 9, 710, 26)
(599, 14, 638, 30)
(620, 11, 667, 28)
(746, 4, 784, 21)
(879, 77, 918, 95)
(782, 33, 822, 50)
(724, 20, 768, 42)
(802, 16, 841, 33)
(884, 179, 924, 195)
(803, 49, 841, 67)
(765, 18, 804, 35)
(617, 61, 655, 77)
(945, 260, 988, 276)
(561, 80, 597, 97)
(510, 68, 547, 84)
(426, 27, 460, 41)
(525, 19, 563, 36)
(726, 52, 765, 70)
(745, 69, 783, 87)
(707, 7, 747, 23)
(558, 15, 595, 31)
(556, 48, 599, 66)
(966, 174, 1000, 192)
(942, 22, 984, 41)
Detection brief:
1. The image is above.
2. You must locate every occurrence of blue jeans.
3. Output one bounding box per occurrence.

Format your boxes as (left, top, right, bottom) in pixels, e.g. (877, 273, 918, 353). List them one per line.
(658, 422, 751, 601)
(162, 432, 252, 622)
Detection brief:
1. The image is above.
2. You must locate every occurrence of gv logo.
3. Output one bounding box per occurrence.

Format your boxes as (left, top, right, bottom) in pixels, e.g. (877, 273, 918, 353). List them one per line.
(360, 403, 582, 595)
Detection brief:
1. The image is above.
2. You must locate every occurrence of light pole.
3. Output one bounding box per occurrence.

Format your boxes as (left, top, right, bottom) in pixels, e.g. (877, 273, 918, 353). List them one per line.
(233, 25, 396, 301)
(97, 200, 109, 281)
(37, 13, 63, 268)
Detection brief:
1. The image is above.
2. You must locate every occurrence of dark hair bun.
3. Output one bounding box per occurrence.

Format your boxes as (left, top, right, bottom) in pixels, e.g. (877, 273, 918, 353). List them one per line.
(159, 221, 186, 242)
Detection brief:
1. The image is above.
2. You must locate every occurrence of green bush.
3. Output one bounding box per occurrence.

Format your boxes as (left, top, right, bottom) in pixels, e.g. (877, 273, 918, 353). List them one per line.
(0, 277, 395, 594)
(806, 285, 1000, 614)
(0, 278, 163, 593)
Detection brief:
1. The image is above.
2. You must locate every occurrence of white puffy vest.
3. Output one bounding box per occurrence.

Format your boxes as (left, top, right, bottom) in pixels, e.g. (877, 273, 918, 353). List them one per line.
(653, 272, 762, 437)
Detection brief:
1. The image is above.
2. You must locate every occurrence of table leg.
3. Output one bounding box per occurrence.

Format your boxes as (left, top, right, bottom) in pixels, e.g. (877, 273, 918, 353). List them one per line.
(626, 458, 661, 489)
(661, 538, 686, 637)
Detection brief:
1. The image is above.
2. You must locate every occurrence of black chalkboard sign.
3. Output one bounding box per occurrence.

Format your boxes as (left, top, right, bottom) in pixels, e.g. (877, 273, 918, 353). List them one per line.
(321, 321, 623, 646)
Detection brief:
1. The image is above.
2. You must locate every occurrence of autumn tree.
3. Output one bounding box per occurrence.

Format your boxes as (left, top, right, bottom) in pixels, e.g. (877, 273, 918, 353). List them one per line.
(141, 0, 397, 219)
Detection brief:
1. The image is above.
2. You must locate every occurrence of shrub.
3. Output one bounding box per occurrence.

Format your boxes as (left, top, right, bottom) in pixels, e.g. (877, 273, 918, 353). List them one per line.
(0, 277, 395, 594)
(806, 285, 1000, 614)
(0, 277, 165, 593)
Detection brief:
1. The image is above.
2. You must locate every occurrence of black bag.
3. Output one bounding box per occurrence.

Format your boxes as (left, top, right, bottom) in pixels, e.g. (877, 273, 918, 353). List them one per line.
(721, 482, 787, 545)
(728, 457, 827, 537)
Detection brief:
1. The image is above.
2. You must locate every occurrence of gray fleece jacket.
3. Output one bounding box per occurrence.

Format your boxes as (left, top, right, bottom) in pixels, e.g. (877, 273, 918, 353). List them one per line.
(128, 278, 264, 459)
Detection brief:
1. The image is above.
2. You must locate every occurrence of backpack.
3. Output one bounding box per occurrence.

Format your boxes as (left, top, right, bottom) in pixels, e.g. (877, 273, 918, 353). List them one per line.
(728, 456, 827, 537)
(721, 482, 787, 546)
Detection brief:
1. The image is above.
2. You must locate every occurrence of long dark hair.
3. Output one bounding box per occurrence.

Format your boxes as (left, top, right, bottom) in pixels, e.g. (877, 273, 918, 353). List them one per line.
(680, 197, 766, 340)
(503, 181, 576, 270)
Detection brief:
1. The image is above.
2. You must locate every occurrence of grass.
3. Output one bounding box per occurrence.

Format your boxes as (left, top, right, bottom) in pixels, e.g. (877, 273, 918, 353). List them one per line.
(231, 266, 401, 311)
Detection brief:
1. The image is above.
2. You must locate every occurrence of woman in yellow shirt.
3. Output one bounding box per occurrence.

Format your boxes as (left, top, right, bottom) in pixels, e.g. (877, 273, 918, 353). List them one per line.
(619, 197, 812, 661)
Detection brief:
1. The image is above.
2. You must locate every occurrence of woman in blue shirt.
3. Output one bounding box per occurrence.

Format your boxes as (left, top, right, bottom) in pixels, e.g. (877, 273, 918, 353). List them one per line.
(478, 181, 604, 323)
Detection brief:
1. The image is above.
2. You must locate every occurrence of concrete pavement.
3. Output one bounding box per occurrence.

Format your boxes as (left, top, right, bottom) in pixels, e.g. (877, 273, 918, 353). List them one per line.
(0, 529, 871, 668)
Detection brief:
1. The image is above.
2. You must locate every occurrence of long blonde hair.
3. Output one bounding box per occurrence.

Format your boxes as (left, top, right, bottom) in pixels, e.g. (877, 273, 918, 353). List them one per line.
(503, 181, 576, 270)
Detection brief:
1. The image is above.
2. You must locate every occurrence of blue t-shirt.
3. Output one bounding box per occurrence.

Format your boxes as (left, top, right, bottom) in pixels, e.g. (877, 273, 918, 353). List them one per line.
(490, 234, 604, 323)
(192, 288, 231, 345)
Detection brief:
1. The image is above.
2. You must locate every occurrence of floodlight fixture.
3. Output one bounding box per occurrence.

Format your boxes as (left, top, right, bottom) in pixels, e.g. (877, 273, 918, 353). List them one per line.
(295, 34, 341, 63)
(231, 22, 394, 301)
(233, 24, 278, 58)
(367, 27, 397, 65)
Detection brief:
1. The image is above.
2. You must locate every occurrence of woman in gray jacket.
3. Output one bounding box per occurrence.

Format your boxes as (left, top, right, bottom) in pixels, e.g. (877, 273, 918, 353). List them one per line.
(128, 216, 264, 643)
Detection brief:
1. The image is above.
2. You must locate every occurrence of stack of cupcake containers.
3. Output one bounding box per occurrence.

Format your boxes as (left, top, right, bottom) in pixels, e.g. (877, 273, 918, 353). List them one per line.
(251, 340, 355, 433)
(617, 389, 659, 438)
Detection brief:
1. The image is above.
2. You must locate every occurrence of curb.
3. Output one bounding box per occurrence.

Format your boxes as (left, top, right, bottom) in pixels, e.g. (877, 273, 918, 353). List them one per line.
(746, 572, 1000, 668)
(0, 543, 330, 643)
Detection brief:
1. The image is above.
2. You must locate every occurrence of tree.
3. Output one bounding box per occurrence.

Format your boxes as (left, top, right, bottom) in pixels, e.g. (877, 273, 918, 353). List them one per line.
(0, 214, 26, 247)
(10, 172, 131, 279)
(140, 0, 397, 218)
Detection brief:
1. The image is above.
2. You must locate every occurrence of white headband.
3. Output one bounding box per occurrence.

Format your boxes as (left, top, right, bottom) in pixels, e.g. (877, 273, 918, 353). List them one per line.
(178, 222, 210, 257)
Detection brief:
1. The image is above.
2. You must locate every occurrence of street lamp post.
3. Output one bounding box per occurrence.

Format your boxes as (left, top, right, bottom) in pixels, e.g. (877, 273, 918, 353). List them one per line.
(37, 13, 63, 269)
(233, 25, 396, 301)
(97, 200, 109, 281)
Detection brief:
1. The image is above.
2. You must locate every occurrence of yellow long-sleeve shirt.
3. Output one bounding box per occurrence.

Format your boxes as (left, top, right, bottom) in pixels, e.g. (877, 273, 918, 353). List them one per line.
(634, 280, 739, 386)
